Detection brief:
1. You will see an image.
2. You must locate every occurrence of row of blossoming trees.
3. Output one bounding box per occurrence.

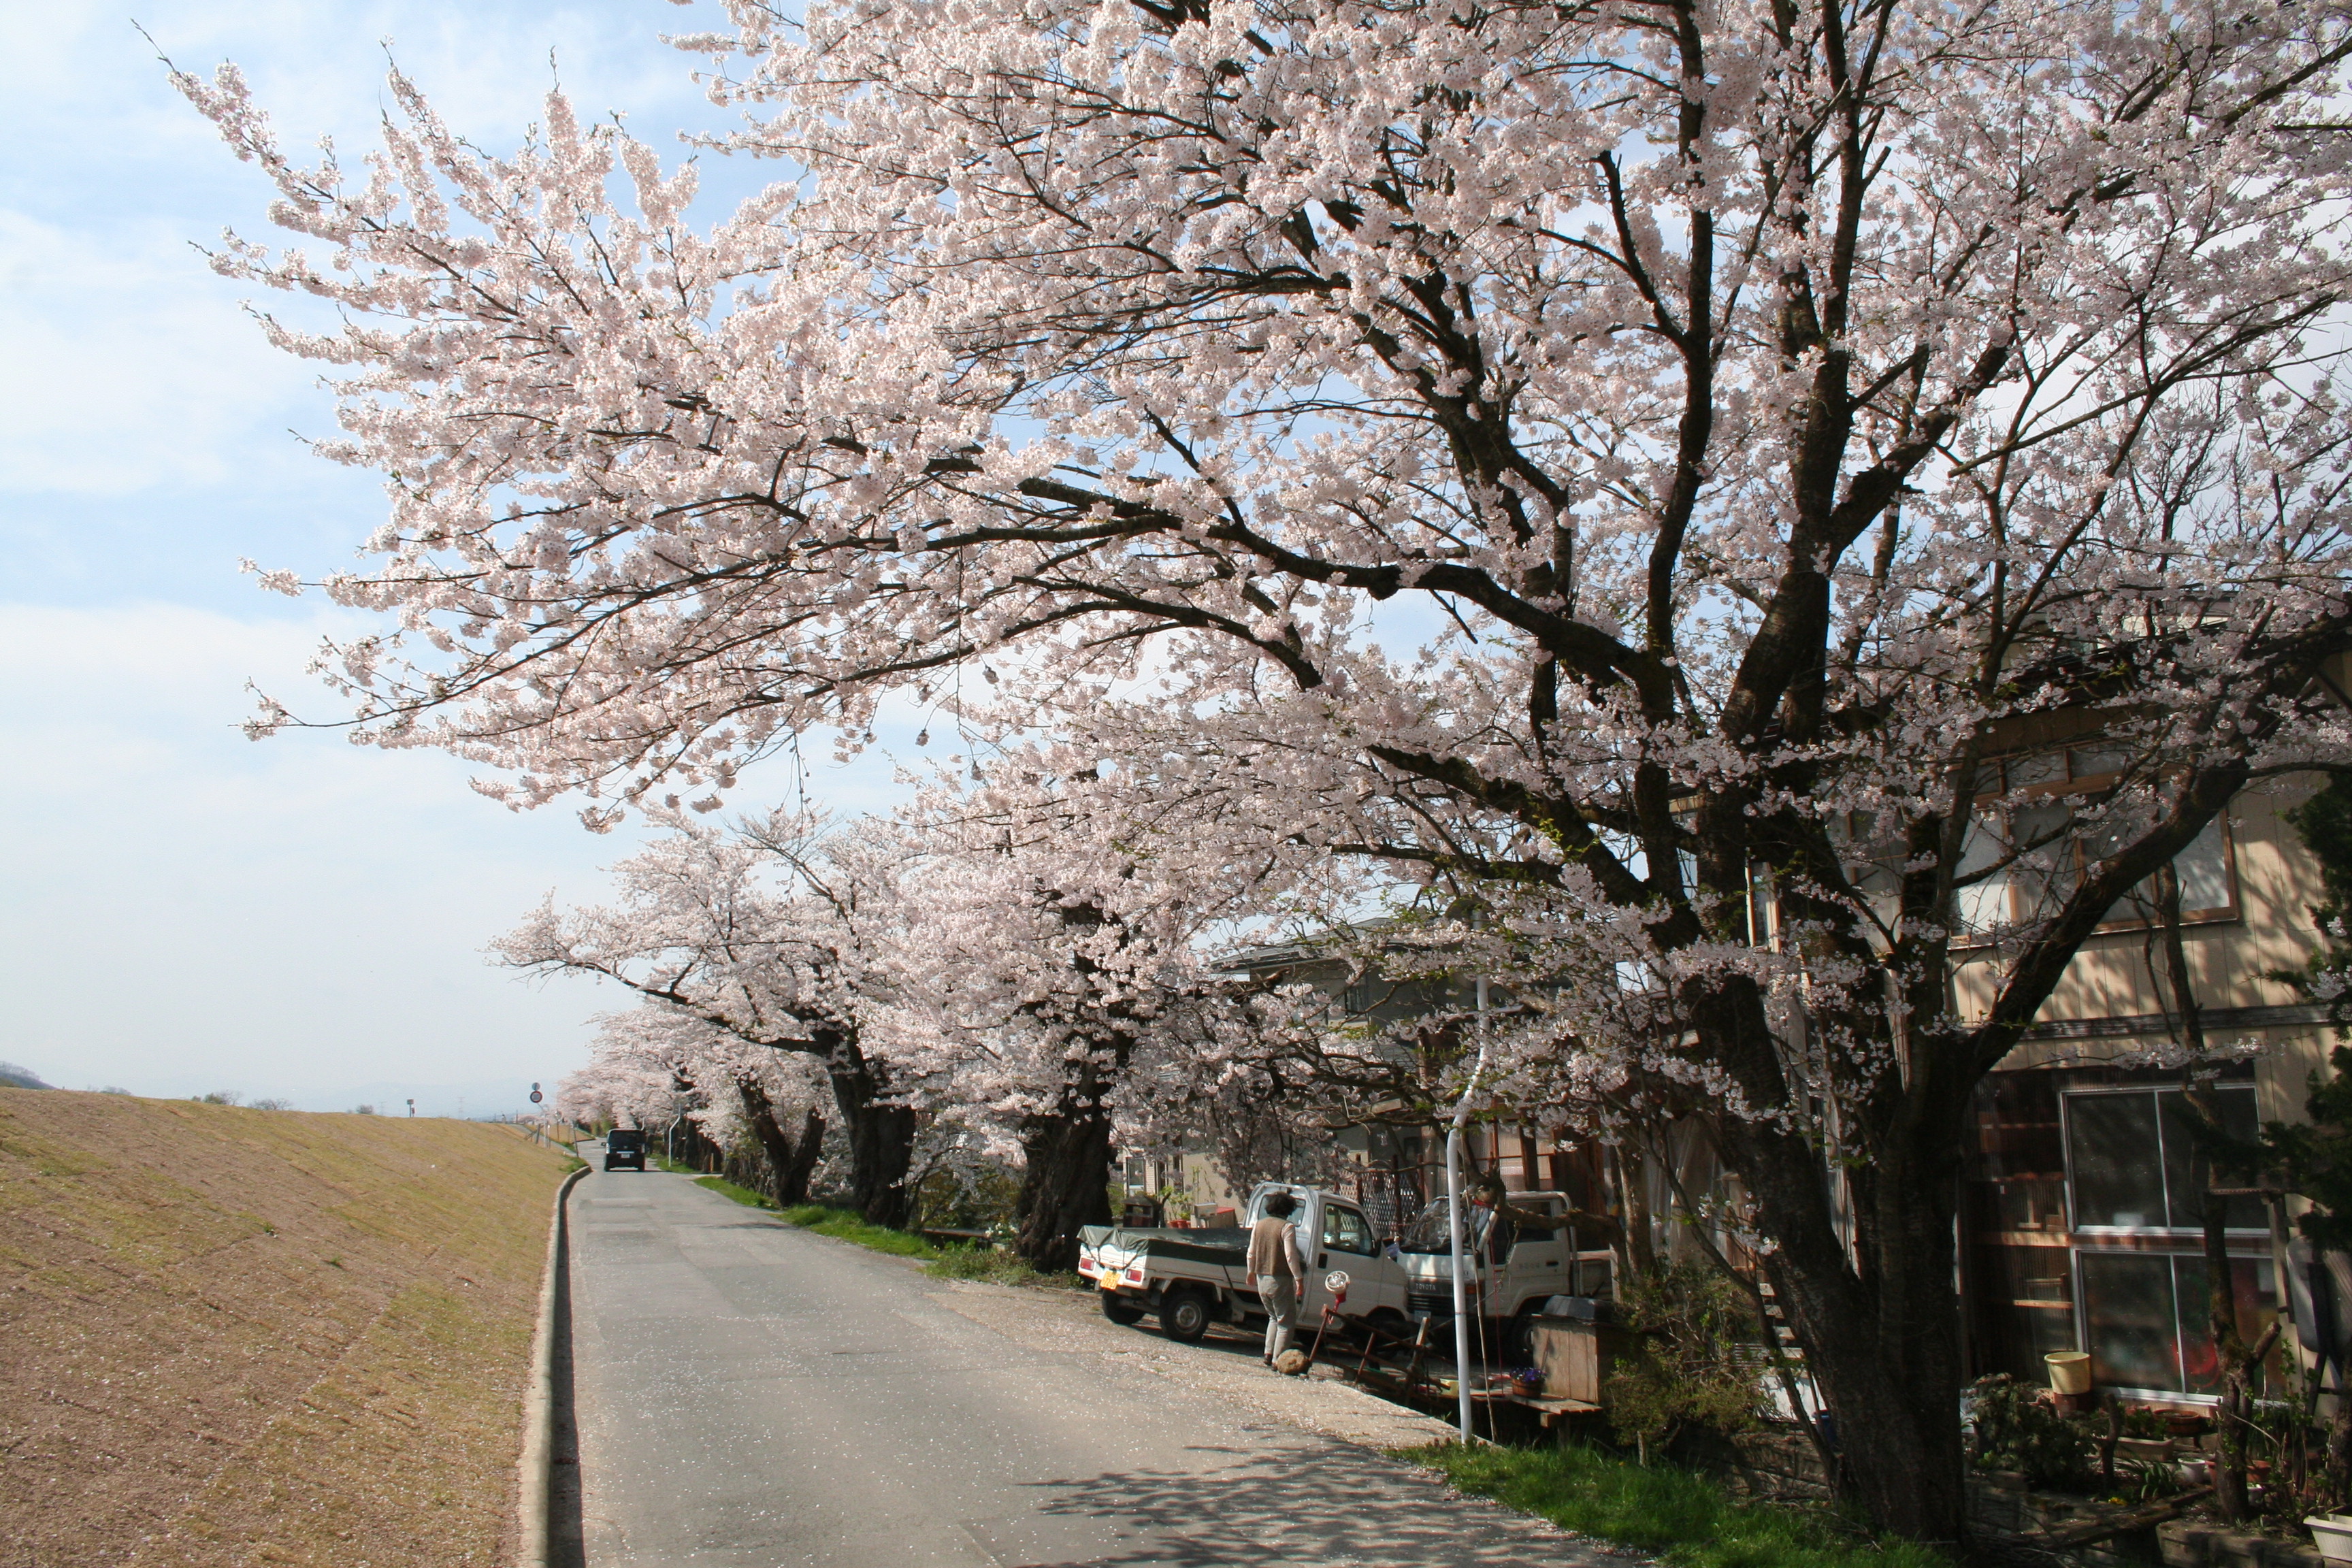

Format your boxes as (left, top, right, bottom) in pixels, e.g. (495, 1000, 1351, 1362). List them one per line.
(523, 785, 1337, 1269)
(180, 0, 2352, 1538)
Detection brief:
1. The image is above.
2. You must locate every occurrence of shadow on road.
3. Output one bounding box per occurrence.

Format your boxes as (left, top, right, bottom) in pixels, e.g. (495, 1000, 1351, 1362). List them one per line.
(985, 1452, 1569, 1567)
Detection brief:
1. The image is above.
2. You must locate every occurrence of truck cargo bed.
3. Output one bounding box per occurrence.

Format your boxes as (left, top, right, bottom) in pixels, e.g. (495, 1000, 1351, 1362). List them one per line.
(1077, 1224, 1246, 1267)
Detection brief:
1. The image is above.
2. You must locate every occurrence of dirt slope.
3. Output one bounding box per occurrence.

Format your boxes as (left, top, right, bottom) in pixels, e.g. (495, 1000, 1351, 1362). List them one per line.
(0, 1091, 574, 1567)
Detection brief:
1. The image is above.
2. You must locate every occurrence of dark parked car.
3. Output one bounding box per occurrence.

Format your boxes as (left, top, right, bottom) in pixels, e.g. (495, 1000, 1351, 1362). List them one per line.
(604, 1128, 647, 1171)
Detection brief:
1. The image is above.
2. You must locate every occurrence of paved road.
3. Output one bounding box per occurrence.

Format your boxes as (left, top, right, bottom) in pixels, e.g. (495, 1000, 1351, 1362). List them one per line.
(566, 1158, 1606, 1567)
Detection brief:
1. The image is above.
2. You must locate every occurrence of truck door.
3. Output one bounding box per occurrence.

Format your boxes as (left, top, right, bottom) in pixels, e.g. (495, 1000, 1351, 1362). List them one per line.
(1303, 1198, 1403, 1321)
(1496, 1196, 1571, 1317)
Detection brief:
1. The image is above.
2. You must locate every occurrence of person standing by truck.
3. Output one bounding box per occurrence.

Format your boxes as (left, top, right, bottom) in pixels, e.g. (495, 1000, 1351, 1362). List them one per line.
(1247, 1192, 1307, 1367)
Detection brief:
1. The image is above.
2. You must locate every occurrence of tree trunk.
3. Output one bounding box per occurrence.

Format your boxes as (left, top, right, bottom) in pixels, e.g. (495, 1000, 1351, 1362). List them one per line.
(1740, 1136, 1967, 1544)
(2159, 864, 2259, 1521)
(736, 1075, 825, 1207)
(1013, 1094, 1117, 1271)
(2187, 1083, 2256, 1521)
(1609, 1141, 1656, 1289)
(814, 1030, 917, 1230)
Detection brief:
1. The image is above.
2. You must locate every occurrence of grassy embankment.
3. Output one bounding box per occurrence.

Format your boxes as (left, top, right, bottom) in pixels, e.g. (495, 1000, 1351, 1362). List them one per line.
(1405, 1441, 1952, 1568)
(0, 1090, 575, 1568)
(685, 1173, 1082, 1288)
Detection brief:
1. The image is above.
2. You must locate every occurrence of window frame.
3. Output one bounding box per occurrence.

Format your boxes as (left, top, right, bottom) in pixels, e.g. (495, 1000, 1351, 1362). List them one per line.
(2072, 1246, 2278, 1401)
(2060, 1083, 2265, 1239)
(1955, 751, 2239, 944)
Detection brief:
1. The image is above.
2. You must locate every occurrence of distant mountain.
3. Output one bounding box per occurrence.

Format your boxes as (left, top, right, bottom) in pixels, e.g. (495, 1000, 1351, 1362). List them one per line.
(0, 1062, 54, 1090)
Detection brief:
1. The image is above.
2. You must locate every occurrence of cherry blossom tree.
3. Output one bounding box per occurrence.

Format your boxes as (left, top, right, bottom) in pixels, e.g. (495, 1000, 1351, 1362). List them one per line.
(562, 1002, 831, 1203)
(553, 1031, 681, 1132)
(883, 770, 1281, 1267)
(182, 0, 2352, 1535)
(500, 813, 918, 1224)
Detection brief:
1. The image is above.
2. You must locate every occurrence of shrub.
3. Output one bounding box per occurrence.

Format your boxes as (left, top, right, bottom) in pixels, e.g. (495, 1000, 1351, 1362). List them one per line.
(1966, 1374, 2094, 1489)
(909, 1163, 1019, 1235)
(922, 1245, 1085, 1290)
(1603, 1261, 1769, 1463)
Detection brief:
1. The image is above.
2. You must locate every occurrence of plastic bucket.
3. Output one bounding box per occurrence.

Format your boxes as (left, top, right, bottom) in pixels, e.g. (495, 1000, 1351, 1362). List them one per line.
(2045, 1351, 2093, 1395)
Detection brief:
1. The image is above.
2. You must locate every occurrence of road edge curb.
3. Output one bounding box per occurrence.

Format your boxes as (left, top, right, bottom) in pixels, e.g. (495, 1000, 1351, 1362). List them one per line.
(519, 1162, 589, 1568)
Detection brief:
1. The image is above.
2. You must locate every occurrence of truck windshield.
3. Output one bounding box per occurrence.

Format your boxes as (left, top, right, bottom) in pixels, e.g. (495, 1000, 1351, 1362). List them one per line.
(1396, 1198, 1490, 1254)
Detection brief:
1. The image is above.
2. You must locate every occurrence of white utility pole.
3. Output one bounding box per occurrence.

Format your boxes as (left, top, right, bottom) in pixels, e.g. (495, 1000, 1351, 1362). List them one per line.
(1445, 970, 1490, 1443)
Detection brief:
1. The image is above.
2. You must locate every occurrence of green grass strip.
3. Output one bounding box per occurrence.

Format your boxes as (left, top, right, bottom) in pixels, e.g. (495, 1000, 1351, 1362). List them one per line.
(921, 1245, 1088, 1291)
(774, 1202, 942, 1258)
(1399, 1443, 1951, 1568)
(691, 1173, 785, 1211)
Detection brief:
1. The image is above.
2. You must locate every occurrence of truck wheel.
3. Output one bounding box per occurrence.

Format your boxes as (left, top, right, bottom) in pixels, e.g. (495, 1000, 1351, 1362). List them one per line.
(1503, 1305, 1544, 1365)
(1101, 1293, 1147, 1326)
(1159, 1287, 1213, 1344)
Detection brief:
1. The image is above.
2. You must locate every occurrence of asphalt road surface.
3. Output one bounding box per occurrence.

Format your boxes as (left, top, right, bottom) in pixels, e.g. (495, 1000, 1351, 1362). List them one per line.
(565, 1155, 1610, 1567)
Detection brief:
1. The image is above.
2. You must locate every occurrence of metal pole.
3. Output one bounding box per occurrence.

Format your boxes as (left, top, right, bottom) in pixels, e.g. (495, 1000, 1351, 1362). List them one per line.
(1446, 971, 1490, 1443)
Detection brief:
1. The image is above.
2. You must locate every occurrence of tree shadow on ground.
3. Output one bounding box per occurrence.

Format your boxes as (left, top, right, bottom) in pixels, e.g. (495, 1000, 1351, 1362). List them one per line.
(982, 1449, 1609, 1567)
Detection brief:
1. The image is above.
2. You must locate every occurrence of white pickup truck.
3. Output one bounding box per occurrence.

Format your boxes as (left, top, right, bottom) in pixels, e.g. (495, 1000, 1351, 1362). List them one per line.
(1078, 1182, 1609, 1354)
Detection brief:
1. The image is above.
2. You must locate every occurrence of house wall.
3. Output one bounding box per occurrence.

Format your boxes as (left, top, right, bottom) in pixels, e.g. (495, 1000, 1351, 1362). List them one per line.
(1953, 775, 2328, 1050)
(1162, 759, 2343, 1391)
(1957, 769, 2340, 1403)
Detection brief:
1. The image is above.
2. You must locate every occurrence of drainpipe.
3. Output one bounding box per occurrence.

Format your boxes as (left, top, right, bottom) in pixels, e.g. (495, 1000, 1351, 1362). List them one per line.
(1446, 971, 1491, 1443)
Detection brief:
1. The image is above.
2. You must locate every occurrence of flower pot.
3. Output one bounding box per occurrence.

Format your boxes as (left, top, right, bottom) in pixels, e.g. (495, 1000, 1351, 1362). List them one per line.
(2306, 1516, 2352, 1563)
(2046, 1351, 2093, 1396)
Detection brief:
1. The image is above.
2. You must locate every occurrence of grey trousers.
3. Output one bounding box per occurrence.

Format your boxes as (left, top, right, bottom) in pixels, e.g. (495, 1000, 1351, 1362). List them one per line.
(1258, 1273, 1298, 1360)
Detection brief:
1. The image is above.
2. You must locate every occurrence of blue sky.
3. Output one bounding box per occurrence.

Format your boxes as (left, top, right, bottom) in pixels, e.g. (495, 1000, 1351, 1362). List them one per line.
(0, 0, 915, 1109)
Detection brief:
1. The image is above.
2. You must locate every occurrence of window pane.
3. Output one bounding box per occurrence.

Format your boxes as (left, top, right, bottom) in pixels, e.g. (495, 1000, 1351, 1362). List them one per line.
(2176, 1255, 2221, 1393)
(1322, 1205, 1374, 1255)
(2159, 1088, 2261, 1230)
(2069, 747, 2129, 780)
(2068, 1093, 2166, 1228)
(2082, 1251, 2183, 1392)
(1959, 815, 2010, 933)
(2011, 800, 2078, 915)
(2010, 751, 2068, 788)
(2174, 1256, 2278, 1395)
(2175, 818, 2232, 912)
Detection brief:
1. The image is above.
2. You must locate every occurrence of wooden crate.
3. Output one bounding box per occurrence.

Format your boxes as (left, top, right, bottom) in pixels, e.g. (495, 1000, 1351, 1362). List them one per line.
(1528, 1317, 1633, 1404)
